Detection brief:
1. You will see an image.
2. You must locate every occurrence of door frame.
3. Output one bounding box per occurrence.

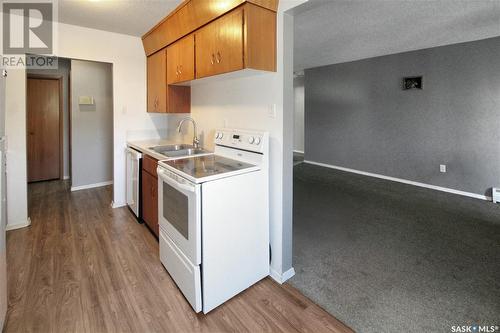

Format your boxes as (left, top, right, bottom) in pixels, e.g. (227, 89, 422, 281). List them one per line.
(26, 74, 64, 180)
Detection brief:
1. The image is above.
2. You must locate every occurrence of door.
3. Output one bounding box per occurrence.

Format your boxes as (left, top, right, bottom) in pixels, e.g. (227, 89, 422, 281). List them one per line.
(157, 166, 201, 265)
(195, 8, 244, 79)
(27, 78, 61, 182)
(142, 170, 158, 236)
(147, 49, 167, 113)
(167, 34, 195, 84)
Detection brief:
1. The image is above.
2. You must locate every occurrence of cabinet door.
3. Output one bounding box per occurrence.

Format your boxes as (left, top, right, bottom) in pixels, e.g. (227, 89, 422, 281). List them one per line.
(195, 17, 217, 79)
(195, 8, 243, 79)
(167, 34, 195, 84)
(142, 170, 159, 237)
(147, 49, 167, 113)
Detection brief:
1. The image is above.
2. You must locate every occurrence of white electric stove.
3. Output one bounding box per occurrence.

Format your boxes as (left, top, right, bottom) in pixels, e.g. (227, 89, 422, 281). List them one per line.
(156, 128, 269, 313)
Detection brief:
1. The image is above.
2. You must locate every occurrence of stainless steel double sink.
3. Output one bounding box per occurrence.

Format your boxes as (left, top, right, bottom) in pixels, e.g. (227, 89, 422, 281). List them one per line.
(149, 144, 210, 158)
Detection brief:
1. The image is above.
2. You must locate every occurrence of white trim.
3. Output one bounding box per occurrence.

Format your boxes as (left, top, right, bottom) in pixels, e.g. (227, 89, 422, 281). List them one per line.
(6, 217, 31, 231)
(293, 150, 304, 154)
(304, 160, 492, 201)
(111, 201, 127, 209)
(71, 180, 113, 192)
(63, 175, 70, 180)
(270, 267, 296, 284)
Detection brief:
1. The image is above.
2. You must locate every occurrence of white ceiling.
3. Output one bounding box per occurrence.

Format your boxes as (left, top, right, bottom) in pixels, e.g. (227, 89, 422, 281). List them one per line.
(58, 0, 183, 37)
(294, 0, 500, 71)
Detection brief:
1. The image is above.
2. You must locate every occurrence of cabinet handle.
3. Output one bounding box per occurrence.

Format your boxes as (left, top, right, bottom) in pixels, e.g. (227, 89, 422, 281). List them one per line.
(211, 53, 215, 65)
(216, 52, 221, 64)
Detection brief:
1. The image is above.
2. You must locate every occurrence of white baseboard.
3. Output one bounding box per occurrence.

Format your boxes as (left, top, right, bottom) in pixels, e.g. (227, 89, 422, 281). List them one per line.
(270, 267, 296, 284)
(6, 217, 31, 231)
(293, 150, 304, 154)
(304, 160, 492, 201)
(63, 175, 70, 180)
(71, 180, 113, 192)
(111, 201, 127, 209)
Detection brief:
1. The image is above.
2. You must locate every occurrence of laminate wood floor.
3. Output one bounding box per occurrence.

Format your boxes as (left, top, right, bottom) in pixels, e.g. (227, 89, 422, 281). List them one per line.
(5, 180, 353, 333)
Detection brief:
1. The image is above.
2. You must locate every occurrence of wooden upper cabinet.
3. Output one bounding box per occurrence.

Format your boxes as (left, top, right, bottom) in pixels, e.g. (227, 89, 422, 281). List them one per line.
(144, 1, 277, 112)
(167, 34, 195, 84)
(195, 8, 244, 79)
(195, 4, 276, 79)
(147, 49, 167, 113)
(147, 47, 191, 113)
(142, 0, 278, 56)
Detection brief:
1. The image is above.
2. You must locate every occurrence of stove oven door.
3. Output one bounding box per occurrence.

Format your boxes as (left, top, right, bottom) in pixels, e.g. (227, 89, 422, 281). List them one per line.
(157, 166, 201, 265)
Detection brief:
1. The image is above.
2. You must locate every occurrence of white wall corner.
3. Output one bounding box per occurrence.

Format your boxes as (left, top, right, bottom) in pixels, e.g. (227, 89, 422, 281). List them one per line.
(111, 201, 127, 209)
(6, 217, 31, 231)
(270, 266, 296, 284)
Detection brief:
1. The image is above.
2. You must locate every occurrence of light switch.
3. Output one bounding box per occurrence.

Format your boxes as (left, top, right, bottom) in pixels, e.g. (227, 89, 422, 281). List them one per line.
(440, 164, 446, 173)
(268, 104, 276, 118)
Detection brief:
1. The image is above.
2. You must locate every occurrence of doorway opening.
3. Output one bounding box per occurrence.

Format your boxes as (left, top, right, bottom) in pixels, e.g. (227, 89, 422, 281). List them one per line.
(26, 57, 114, 198)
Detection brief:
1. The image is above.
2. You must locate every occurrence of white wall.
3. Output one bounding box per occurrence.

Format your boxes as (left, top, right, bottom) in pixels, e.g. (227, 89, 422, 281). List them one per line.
(187, 1, 302, 282)
(71, 60, 113, 189)
(293, 75, 304, 153)
(5, 23, 172, 224)
(0, 69, 8, 327)
(5, 66, 29, 230)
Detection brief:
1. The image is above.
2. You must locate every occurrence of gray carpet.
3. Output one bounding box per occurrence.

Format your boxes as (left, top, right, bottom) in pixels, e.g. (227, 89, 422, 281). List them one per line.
(290, 163, 500, 333)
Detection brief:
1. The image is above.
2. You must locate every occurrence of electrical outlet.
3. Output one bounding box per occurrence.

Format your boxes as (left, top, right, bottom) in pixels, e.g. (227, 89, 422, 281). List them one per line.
(440, 164, 446, 173)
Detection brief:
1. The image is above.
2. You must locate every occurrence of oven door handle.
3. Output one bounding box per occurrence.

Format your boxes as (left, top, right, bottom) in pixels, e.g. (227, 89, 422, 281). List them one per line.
(157, 168, 196, 193)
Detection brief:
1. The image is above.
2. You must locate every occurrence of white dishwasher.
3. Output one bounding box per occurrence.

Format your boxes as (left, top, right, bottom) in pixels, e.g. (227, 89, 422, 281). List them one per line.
(126, 147, 142, 218)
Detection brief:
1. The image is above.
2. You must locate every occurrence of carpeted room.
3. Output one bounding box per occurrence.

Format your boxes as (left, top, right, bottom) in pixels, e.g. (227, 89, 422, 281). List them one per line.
(290, 1, 500, 332)
(291, 163, 500, 332)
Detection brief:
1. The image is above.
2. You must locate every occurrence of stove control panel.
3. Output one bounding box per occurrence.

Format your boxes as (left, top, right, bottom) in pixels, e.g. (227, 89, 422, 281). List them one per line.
(214, 129, 266, 154)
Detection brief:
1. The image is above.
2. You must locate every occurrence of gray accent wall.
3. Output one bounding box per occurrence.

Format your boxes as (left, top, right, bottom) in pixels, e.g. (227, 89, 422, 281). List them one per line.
(305, 37, 500, 197)
(71, 60, 113, 188)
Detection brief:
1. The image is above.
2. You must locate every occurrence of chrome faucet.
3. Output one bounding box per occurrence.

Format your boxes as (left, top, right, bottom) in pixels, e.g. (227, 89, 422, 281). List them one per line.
(177, 117, 200, 149)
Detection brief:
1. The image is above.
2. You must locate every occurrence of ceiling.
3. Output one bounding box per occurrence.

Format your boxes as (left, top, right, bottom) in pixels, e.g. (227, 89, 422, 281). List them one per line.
(58, 0, 183, 37)
(294, 0, 500, 71)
